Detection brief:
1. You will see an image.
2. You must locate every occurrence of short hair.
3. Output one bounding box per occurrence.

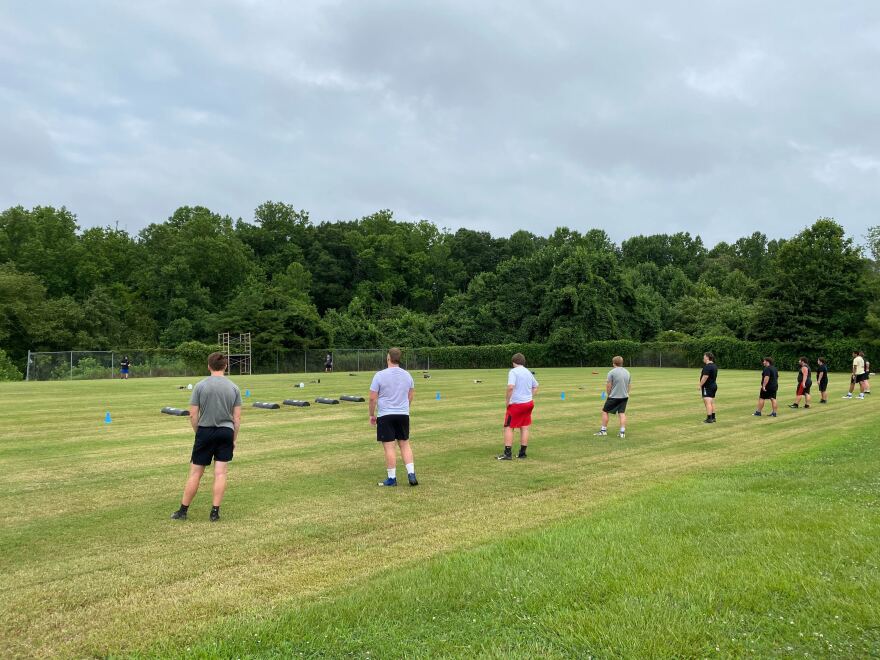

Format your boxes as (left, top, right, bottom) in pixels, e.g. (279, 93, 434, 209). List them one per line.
(387, 347, 402, 364)
(853, 349, 860, 355)
(763, 357, 773, 365)
(799, 356, 808, 365)
(208, 352, 228, 372)
(612, 355, 624, 367)
(859, 350, 865, 357)
(817, 357, 826, 364)
(704, 352, 715, 362)
(512, 353, 526, 365)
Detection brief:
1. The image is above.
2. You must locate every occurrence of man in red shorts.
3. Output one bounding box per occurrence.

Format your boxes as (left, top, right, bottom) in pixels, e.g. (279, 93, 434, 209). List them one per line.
(497, 353, 539, 460)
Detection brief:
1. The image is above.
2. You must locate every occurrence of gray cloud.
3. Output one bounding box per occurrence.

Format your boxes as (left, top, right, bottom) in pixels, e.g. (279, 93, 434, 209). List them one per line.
(1, 0, 878, 246)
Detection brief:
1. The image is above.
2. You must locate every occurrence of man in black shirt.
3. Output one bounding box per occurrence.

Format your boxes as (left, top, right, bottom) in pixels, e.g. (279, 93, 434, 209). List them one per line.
(120, 355, 131, 380)
(789, 357, 812, 409)
(753, 357, 778, 417)
(816, 357, 829, 403)
(699, 352, 718, 423)
(324, 353, 333, 373)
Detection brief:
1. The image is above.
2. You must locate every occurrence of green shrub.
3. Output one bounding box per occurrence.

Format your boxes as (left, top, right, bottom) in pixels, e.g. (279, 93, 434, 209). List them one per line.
(0, 349, 22, 381)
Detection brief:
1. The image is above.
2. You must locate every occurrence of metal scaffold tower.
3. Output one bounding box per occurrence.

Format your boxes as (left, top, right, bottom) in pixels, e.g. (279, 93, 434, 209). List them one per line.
(219, 332, 252, 375)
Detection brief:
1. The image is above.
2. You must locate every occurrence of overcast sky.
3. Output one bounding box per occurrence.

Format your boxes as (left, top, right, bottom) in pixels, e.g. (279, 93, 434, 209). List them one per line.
(1, 1, 878, 246)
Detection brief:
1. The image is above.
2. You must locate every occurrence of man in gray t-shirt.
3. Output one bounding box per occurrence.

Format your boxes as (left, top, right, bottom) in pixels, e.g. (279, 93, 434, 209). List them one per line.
(171, 352, 242, 522)
(594, 356, 631, 439)
(369, 347, 417, 487)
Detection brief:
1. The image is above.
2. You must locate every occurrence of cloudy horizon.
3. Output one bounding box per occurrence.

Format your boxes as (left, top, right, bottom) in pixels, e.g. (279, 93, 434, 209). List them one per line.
(1, 1, 878, 247)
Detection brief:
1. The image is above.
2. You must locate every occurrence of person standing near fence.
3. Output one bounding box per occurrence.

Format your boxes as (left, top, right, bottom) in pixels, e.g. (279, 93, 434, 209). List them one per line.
(369, 347, 417, 486)
(594, 356, 630, 438)
(699, 352, 718, 423)
(120, 355, 131, 380)
(862, 352, 871, 394)
(753, 357, 778, 417)
(498, 353, 539, 460)
(171, 352, 242, 522)
(324, 352, 333, 373)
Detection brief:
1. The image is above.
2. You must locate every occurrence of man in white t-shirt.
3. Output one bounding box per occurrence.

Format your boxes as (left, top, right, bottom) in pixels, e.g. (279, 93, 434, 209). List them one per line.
(369, 347, 417, 486)
(843, 349, 867, 399)
(497, 353, 539, 460)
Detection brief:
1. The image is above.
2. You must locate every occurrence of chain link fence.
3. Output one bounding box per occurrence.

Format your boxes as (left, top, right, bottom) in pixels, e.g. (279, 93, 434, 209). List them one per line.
(26, 350, 193, 381)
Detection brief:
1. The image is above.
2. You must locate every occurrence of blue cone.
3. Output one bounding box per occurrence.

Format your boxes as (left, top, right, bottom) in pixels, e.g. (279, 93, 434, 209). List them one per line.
(561, 392, 565, 400)
(245, 389, 250, 397)
(104, 411, 112, 424)
(436, 392, 441, 400)
(601, 391, 607, 400)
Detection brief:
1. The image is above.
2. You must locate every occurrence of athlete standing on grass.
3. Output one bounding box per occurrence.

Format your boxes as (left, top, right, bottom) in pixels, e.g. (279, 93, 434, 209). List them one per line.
(753, 357, 778, 417)
(816, 357, 829, 403)
(843, 350, 867, 400)
(370, 347, 417, 487)
(497, 353, 538, 460)
(862, 352, 871, 394)
(171, 352, 242, 522)
(789, 357, 812, 409)
(594, 356, 631, 438)
(699, 352, 718, 423)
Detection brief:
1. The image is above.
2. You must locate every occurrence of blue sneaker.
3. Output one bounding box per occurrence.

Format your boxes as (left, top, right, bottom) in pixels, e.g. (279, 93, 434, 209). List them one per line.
(408, 473, 418, 486)
(378, 477, 397, 487)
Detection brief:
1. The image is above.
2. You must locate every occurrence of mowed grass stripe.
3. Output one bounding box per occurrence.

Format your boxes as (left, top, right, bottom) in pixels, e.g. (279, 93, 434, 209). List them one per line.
(160, 427, 880, 659)
(0, 368, 875, 657)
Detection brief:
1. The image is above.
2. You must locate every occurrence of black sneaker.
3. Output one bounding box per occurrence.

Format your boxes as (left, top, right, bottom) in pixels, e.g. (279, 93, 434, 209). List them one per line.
(804, 404, 810, 409)
(496, 453, 513, 461)
(703, 417, 716, 423)
(770, 412, 777, 417)
(210, 508, 220, 522)
(788, 403, 799, 409)
(407, 473, 418, 486)
(752, 411, 762, 416)
(170, 509, 187, 520)
(517, 453, 527, 459)
(820, 399, 827, 404)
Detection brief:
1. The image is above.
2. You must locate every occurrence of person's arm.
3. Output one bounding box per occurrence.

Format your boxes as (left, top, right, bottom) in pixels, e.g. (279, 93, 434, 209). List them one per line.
(802, 366, 808, 381)
(606, 379, 613, 395)
(761, 375, 769, 390)
(699, 375, 708, 388)
(369, 390, 378, 425)
(232, 406, 241, 447)
(189, 405, 199, 432)
(506, 384, 514, 406)
(408, 388, 415, 404)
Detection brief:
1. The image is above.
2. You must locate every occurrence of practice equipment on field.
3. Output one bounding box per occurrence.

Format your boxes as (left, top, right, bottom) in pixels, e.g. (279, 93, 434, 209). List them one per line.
(104, 411, 112, 424)
(340, 395, 365, 402)
(592, 371, 599, 375)
(349, 373, 357, 376)
(316, 397, 340, 405)
(187, 384, 193, 390)
(530, 370, 536, 375)
(473, 379, 482, 384)
(561, 392, 565, 400)
(244, 389, 250, 397)
(177, 385, 187, 390)
(253, 401, 280, 409)
(601, 391, 607, 400)
(309, 379, 321, 383)
(423, 373, 431, 378)
(161, 407, 190, 416)
(283, 399, 310, 407)
(436, 391, 441, 400)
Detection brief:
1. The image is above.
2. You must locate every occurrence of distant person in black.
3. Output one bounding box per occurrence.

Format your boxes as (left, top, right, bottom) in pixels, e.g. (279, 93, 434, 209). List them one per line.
(753, 357, 778, 417)
(816, 357, 829, 403)
(789, 357, 812, 409)
(324, 353, 333, 373)
(120, 355, 131, 380)
(861, 351, 871, 394)
(699, 352, 718, 423)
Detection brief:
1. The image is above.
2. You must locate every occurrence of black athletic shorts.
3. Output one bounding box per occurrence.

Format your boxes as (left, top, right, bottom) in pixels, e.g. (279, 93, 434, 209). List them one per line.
(191, 426, 234, 465)
(855, 373, 868, 383)
(701, 383, 718, 398)
(818, 378, 827, 392)
(377, 414, 410, 442)
(759, 387, 777, 400)
(797, 380, 812, 395)
(602, 397, 628, 414)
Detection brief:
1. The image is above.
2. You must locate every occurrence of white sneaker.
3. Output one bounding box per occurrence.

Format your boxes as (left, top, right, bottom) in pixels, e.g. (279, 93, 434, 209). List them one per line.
(842, 394, 853, 399)
(858, 394, 865, 399)
(593, 430, 607, 436)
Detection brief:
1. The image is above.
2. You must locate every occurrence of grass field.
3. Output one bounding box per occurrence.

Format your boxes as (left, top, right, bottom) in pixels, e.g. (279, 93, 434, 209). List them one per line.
(1, 367, 878, 658)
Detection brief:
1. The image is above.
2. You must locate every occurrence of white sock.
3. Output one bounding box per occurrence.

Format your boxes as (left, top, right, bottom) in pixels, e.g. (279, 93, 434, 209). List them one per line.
(387, 468, 396, 479)
(620, 427, 626, 433)
(600, 426, 607, 431)
(405, 462, 415, 475)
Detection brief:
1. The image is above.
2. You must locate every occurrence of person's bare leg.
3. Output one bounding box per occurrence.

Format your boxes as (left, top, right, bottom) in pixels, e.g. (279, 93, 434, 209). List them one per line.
(503, 426, 514, 448)
(805, 393, 811, 406)
(212, 461, 228, 507)
(703, 398, 714, 416)
(398, 440, 414, 465)
(771, 398, 778, 414)
(756, 399, 765, 412)
(181, 464, 205, 506)
(618, 412, 626, 432)
(601, 411, 609, 428)
(383, 441, 397, 469)
(519, 426, 530, 448)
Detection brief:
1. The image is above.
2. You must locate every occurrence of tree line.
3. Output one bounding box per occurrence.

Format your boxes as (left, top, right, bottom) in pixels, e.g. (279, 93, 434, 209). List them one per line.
(2, 202, 878, 374)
